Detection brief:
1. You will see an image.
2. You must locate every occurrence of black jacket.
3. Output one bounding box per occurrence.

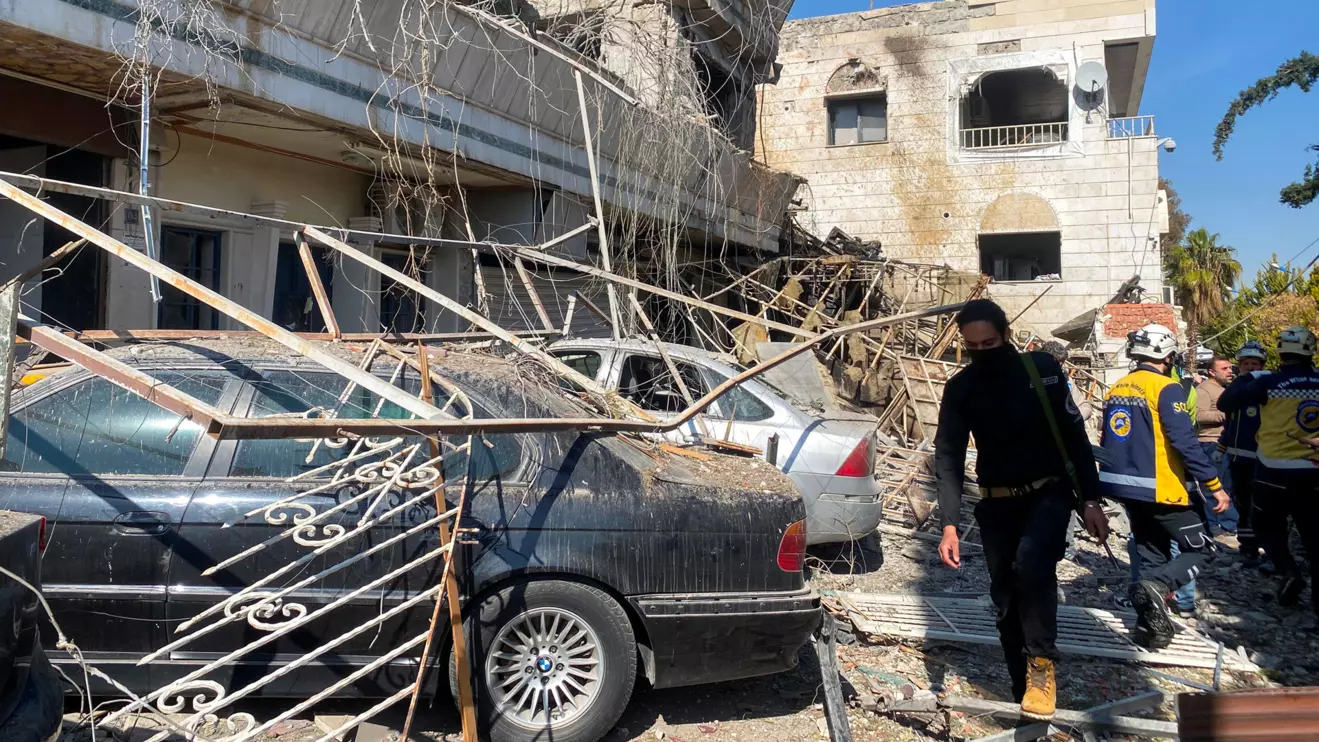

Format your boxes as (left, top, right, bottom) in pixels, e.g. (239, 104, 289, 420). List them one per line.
(934, 350, 1102, 529)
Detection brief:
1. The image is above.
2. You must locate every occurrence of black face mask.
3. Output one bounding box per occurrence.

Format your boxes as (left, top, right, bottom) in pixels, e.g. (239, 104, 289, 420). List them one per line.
(968, 344, 1017, 367)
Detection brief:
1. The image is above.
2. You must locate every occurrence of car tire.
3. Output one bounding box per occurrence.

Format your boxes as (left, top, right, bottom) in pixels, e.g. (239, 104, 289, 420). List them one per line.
(449, 579, 636, 742)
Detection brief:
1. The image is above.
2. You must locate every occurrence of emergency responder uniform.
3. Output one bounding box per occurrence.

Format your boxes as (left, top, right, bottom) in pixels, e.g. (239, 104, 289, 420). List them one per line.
(1218, 340, 1267, 561)
(1100, 324, 1224, 649)
(1219, 327, 1319, 613)
(935, 346, 1102, 712)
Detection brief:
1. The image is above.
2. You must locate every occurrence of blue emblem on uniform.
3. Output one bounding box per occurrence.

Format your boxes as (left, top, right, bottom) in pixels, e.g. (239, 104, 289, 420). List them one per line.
(1246, 406, 1258, 418)
(1297, 400, 1319, 433)
(1108, 408, 1132, 439)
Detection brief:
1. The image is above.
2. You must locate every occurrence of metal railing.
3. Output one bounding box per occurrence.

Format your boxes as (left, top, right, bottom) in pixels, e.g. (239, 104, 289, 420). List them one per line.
(959, 121, 1069, 150)
(1107, 115, 1156, 139)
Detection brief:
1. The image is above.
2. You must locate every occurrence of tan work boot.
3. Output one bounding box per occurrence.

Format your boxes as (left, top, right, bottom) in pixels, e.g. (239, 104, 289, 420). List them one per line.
(1020, 656, 1056, 720)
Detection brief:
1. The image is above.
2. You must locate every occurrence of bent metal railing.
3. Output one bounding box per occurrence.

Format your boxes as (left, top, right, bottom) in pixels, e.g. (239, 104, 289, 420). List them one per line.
(959, 121, 1069, 150)
(0, 177, 963, 741)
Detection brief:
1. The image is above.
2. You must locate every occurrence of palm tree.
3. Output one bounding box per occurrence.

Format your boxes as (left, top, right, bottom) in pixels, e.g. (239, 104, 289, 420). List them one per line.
(1165, 228, 1242, 372)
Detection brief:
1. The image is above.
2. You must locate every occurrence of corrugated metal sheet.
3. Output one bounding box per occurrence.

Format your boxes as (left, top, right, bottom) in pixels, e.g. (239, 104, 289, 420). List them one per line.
(480, 263, 611, 338)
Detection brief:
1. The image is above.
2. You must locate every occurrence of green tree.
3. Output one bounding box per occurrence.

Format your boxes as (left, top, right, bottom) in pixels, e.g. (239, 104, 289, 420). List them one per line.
(1213, 51, 1319, 208)
(1159, 177, 1191, 259)
(1166, 228, 1242, 371)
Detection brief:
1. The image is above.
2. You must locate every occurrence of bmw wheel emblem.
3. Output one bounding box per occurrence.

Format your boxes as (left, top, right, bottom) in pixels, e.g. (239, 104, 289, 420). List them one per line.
(536, 656, 553, 673)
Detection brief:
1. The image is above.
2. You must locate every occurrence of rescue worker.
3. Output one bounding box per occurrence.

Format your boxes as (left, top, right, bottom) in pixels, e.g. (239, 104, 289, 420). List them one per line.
(935, 299, 1109, 720)
(1100, 324, 1230, 649)
(1219, 326, 1319, 615)
(1218, 340, 1268, 564)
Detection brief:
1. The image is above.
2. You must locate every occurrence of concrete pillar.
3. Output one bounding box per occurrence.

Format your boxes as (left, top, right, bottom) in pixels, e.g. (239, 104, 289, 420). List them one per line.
(332, 216, 381, 333)
(249, 200, 287, 323)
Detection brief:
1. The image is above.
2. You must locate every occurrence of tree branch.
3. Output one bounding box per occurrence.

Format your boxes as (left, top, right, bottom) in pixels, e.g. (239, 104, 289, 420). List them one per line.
(1213, 51, 1319, 160)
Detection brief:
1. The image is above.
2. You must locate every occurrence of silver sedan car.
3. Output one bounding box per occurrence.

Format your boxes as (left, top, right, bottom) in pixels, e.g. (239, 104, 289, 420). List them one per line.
(548, 339, 883, 545)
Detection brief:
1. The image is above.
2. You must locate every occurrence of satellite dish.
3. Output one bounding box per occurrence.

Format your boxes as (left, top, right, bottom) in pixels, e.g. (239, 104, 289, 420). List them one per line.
(1075, 61, 1108, 110)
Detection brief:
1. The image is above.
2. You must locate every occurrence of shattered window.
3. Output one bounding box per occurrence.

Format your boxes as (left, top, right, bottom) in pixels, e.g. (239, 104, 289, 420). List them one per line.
(3, 371, 227, 476)
(551, 351, 602, 383)
(619, 355, 708, 414)
(230, 369, 522, 481)
(698, 369, 775, 422)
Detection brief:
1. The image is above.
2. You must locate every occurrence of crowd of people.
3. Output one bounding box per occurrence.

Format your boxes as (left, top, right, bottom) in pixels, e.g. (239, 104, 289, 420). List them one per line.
(932, 299, 1319, 721)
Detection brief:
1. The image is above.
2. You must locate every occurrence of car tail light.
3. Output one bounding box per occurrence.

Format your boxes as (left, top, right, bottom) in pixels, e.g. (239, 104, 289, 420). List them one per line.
(835, 437, 874, 478)
(37, 517, 46, 553)
(777, 520, 807, 572)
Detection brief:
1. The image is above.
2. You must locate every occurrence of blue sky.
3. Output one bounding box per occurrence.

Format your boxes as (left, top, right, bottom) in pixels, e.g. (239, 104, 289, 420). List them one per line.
(785, 0, 1319, 285)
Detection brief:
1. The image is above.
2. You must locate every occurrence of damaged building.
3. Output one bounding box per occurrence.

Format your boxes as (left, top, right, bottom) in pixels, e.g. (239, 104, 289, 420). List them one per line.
(756, 0, 1171, 334)
(0, 0, 798, 339)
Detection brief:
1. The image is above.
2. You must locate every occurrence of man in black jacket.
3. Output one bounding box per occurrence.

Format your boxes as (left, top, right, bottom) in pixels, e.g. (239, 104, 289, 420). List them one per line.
(935, 299, 1109, 721)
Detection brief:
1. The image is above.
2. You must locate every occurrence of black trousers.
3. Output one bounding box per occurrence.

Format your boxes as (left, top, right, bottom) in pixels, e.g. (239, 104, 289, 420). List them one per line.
(1229, 458, 1258, 552)
(974, 482, 1073, 701)
(1253, 467, 1319, 614)
(1123, 499, 1212, 593)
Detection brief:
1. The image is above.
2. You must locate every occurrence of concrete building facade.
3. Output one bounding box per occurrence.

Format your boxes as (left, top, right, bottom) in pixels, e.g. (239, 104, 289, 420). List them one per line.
(756, 0, 1169, 333)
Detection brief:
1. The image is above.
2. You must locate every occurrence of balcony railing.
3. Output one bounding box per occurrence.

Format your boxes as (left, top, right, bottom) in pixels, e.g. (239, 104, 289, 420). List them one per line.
(959, 121, 1069, 150)
(1107, 115, 1156, 139)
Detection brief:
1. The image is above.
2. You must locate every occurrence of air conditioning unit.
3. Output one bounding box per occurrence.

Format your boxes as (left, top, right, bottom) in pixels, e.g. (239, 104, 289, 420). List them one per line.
(1161, 286, 1175, 305)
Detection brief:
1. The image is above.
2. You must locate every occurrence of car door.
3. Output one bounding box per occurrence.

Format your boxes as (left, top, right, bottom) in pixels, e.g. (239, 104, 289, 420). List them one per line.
(166, 366, 447, 697)
(690, 367, 798, 465)
(0, 367, 235, 691)
(606, 353, 710, 444)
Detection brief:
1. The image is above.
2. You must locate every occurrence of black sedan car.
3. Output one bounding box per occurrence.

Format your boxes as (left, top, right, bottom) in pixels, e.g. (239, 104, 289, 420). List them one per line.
(0, 341, 819, 742)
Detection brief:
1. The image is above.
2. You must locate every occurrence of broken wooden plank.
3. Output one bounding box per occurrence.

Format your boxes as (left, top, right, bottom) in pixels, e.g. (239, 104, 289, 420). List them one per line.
(703, 438, 763, 457)
(659, 443, 712, 461)
(296, 232, 341, 340)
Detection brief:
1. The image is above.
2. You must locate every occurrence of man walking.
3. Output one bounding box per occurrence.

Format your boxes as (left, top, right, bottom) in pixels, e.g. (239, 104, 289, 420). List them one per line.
(935, 299, 1109, 720)
(1196, 354, 1240, 537)
(1219, 341, 1268, 563)
(1100, 324, 1230, 650)
(1219, 327, 1319, 615)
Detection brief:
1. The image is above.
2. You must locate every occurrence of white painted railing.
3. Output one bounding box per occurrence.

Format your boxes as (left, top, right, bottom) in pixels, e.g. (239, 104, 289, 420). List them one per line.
(959, 121, 1069, 150)
(1107, 115, 1156, 139)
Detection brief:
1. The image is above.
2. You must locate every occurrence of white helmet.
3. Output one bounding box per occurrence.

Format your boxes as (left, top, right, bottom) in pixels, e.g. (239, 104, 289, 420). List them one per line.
(1278, 326, 1317, 357)
(1237, 340, 1267, 362)
(1128, 323, 1178, 361)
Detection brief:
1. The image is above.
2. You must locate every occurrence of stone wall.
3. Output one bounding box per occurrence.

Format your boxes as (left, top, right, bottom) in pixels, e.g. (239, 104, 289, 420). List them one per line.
(757, 0, 1165, 335)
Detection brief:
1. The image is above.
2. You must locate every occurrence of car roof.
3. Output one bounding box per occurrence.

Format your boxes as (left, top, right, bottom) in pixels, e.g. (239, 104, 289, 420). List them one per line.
(549, 337, 741, 368)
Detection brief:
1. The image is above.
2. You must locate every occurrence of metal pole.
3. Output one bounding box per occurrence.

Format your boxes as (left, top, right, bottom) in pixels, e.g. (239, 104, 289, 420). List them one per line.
(139, 75, 162, 304)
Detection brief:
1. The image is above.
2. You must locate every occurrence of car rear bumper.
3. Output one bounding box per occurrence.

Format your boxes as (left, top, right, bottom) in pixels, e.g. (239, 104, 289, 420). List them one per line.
(806, 492, 882, 545)
(631, 588, 820, 689)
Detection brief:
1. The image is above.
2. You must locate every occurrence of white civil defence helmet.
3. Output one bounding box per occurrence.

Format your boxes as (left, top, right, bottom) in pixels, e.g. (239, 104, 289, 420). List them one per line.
(1278, 326, 1317, 357)
(1237, 340, 1267, 362)
(1128, 323, 1178, 361)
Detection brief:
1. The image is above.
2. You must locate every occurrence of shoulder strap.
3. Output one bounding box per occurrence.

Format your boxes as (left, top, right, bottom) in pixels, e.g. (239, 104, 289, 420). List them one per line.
(1021, 353, 1085, 497)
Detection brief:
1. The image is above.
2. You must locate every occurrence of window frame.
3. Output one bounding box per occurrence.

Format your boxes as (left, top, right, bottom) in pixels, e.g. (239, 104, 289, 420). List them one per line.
(158, 225, 224, 330)
(378, 247, 431, 334)
(206, 365, 535, 485)
(272, 240, 335, 332)
(0, 366, 241, 480)
(977, 231, 1064, 283)
(826, 91, 889, 147)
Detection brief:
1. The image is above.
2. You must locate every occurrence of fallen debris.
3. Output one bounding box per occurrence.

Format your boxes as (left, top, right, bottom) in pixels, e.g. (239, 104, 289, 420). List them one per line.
(947, 690, 1178, 740)
(837, 592, 1259, 673)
